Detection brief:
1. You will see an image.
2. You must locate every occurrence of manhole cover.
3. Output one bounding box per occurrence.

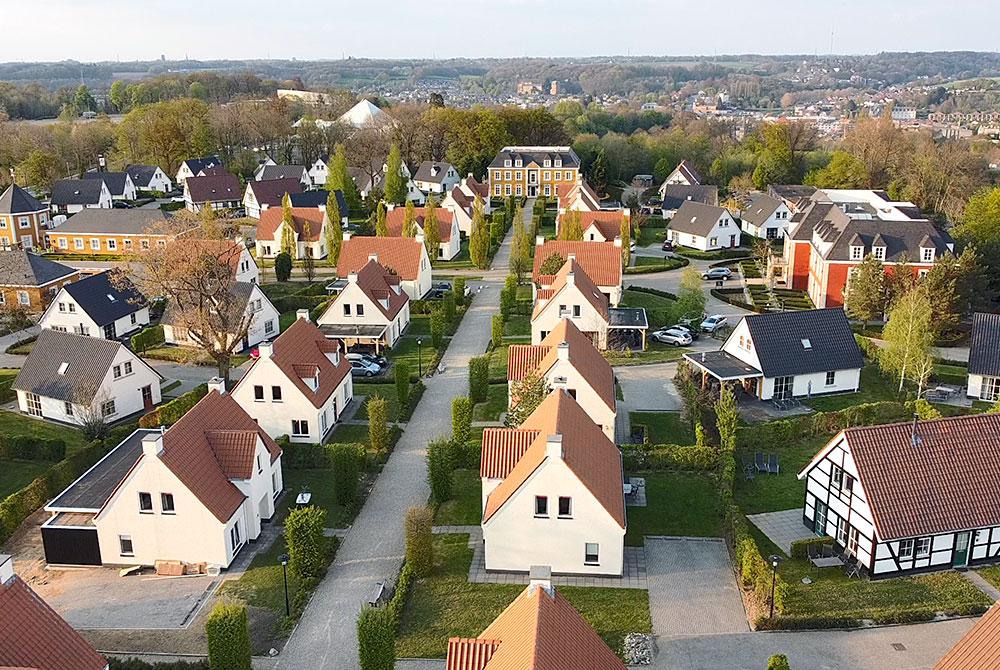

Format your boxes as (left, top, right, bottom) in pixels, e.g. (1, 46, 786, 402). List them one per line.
(891, 643, 907, 652)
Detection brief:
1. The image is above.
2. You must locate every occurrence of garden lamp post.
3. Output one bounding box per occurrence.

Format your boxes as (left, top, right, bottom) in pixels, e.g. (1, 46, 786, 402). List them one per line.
(769, 554, 781, 618)
(417, 338, 423, 376)
(278, 553, 290, 616)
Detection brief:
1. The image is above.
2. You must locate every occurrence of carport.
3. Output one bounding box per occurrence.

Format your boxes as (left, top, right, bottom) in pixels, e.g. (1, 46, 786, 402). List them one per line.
(608, 307, 648, 350)
(683, 350, 763, 398)
(318, 323, 389, 354)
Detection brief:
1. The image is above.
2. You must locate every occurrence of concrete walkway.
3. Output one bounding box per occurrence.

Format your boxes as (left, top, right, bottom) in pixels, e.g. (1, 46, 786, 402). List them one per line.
(961, 571, 1000, 602)
(747, 509, 816, 556)
(275, 218, 513, 670)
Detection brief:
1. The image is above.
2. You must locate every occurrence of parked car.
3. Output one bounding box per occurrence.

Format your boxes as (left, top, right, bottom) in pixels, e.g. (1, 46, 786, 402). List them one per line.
(350, 359, 381, 377)
(702, 267, 732, 281)
(700, 314, 728, 333)
(651, 327, 693, 347)
(667, 323, 700, 340)
(426, 282, 452, 299)
(629, 240, 636, 252)
(661, 239, 674, 252)
(112, 201, 134, 209)
(347, 352, 386, 371)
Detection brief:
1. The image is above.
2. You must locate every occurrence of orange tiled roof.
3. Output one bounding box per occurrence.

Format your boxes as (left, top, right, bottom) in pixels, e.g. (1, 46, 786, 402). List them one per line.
(347, 259, 409, 319)
(532, 259, 609, 321)
(337, 237, 425, 281)
(480, 427, 540, 479)
(385, 207, 455, 242)
(934, 602, 1000, 670)
(257, 207, 325, 242)
(482, 390, 624, 528)
(445, 582, 626, 670)
(532, 240, 621, 288)
(0, 574, 108, 670)
(580, 211, 626, 241)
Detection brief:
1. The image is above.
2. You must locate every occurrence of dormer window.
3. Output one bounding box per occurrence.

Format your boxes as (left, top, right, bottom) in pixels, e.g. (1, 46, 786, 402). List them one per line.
(544, 159, 551, 167)
(801, 338, 812, 350)
(921, 247, 934, 263)
(504, 159, 511, 167)
(515, 159, 522, 168)
(554, 158, 562, 167)
(873, 246, 885, 261)
(850, 245, 863, 261)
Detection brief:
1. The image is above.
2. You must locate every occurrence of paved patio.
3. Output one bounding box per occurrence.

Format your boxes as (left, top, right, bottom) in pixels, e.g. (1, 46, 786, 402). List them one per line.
(747, 508, 816, 555)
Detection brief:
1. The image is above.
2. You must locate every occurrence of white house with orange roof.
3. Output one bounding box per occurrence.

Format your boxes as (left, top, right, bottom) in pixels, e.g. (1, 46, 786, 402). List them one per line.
(255, 207, 328, 260)
(479, 390, 626, 575)
(508, 319, 616, 439)
(232, 312, 353, 443)
(445, 569, 626, 670)
(337, 234, 432, 300)
(385, 205, 461, 261)
(579, 210, 629, 243)
(556, 178, 601, 216)
(318, 259, 410, 352)
(532, 239, 623, 306)
(531, 259, 611, 349)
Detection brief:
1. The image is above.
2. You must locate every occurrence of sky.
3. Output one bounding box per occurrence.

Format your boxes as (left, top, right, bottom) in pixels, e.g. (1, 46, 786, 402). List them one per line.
(3, 0, 999, 62)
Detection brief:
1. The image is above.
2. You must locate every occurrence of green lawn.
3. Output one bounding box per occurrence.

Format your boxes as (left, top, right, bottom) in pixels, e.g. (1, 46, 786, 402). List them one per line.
(621, 288, 676, 328)
(629, 411, 693, 445)
(733, 436, 828, 515)
(0, 409, 90, 452)
(488, 345, 509, 381)
(503, 314, 531, 338)
(473, 384, 508, 422)
(0, 459, 51, 499)
(433, 239, 473, 269)
(395, 534, 651, 659)
(624, 472, 722, 545)
(278, 468, 348, 528)
(804, 365, 900, 412)
(352, 385, 403, 422)
(604, 343, 687, 367)
(389, 336, 449, 378)
(329, 423, 371, 443)
(279, 311, 297, 333)
(259, 281, 328, 302)
(977, 565, 1000, 591)
(143, 344, 250, 368)
(636, 223, 667, 247)
(434, 469, 482, 526)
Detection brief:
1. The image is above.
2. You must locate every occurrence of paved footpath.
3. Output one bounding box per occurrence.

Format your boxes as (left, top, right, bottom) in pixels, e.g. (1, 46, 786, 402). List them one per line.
(276, 219, 513, 670)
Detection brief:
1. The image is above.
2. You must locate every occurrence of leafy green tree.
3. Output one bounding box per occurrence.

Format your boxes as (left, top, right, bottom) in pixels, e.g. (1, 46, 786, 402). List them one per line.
(715, 383, 739, 453)
(430, 306, 445, 349)
(804, 150, 866, 189)
(404, 506, 434, 578)
(751, 123, 795, 189)
(331, 443, 362, 508)
(374, 202, 388, 237)
(73, 84, 96, 114)
(558, 210, 583, 241)
(506, 369, 547, 427)
(492, 314, 504, 349)
(367, 395, 390, 454)
(423, 195, 441, 261)
(675, 268, 707, 321)
(469, 196, 490, 269)
(280, 193, 297, 256)
(16, 149, 62, 193)
(284, 505, 327, 579)
(955, 186, 1000, 294)
(844, 254, 887, 328)
(329, 144, 362, 213)
(452, 396, 472, 446)
(108, 80, 128, 112)
(619, 214, 631, 267)
(443, 291, 456, 326)
(881, 287, 934, 394)
(590, 148, 608, 197)
(325, 190, 343, 266)
(395, 361, 410, 412)
(453, 277, 467, 306)
(766, 654, 791, 670)
(274, 252, 293, 282)
(539, 252, 566, 275)
(469, 356, 489, 403)
(206, 603, 252, 670)
(402, 199, 417, 237)
(921, 248, 981, 335)
(383, 143, 407, 204)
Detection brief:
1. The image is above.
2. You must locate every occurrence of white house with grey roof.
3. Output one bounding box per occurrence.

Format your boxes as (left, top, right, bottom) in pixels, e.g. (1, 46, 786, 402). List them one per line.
(256, 164, 310, 188)
(667, 200, 739, 251)
(684, 308, 862, 401)
(412, 161, 459, 195)
(39, 271, 149, 340)
(162, 282, 279, 352)
(968, 312, 1000, 402)
(660, 184, 718, 218)
(50, 179, 112, 215)
(175, 156, 223, 188)
(13, 329, 162, 425)
(125, 164, 173, 194)
(81, 171, 138, 202)
(740, 193, 791, 239)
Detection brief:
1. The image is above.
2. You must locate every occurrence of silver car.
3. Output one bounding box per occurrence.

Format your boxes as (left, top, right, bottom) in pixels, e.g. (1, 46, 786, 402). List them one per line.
(700, 314, 728, 333)
(651, 327, 693, 346)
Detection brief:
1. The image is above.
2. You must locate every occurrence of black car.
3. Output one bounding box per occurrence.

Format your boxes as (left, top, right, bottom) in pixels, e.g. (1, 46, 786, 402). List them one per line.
(112, 201, 134, 209)
(425, 282, 453, 299)
(661, 239, 675, 252)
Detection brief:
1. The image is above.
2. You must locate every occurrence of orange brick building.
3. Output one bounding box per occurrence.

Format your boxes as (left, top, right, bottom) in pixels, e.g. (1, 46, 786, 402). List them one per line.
(45, 209, 180, 255)
(487, 147, 580, 199)
(0, 184, 51, 250)
(0, 249, 80, 312)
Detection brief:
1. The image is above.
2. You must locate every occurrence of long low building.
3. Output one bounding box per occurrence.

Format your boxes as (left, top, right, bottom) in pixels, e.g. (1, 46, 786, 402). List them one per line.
(45, 209, 181, 255)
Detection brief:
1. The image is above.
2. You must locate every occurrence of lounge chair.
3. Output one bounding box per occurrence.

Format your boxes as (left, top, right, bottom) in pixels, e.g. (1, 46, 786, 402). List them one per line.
(822, 543, 834, 558)
(755, 452, 767, 473)
(768, 453, 780, 475)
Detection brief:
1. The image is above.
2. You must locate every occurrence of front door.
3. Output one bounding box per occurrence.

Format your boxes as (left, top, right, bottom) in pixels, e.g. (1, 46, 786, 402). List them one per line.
(730, 234, 737, 247)
(141, 385, 153, 411)
(814, 500, 828, 536)
(954, 531, 971, 567)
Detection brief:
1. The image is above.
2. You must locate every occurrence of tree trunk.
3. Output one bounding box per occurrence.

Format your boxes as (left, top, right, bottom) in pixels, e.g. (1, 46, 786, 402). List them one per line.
(217, 354, 232, 386)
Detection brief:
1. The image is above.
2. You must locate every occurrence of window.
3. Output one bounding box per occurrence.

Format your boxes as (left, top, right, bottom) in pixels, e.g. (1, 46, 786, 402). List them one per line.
(292, 419, 309, 436)
(916, 537, 932, 558)
(356, 304, 364, 316)
(584, 543, 599, 565)
(572, 305, 581, 317)
(26, 393, 42, 417)
(873, 247, 885, 261)
(113, 364, 122, 379)
(847, 527, 859, 555)
(558, 497, 572, 517)
(504, 184, 512, 196)
(494, 184, 501, 196)
(264, 319, 274, 334)
(271, 386, 282, 401)
(107, 239, 117, 250)
(119, 535, 134, 557)
(831, 464, 843, 490)
(130, 313, 137, 325)
(253, 385, 264, 401)
(516, 185, 523, 196)
(825, 371, 836, 386)
(534, 496, 548, 517)
(18, 216, 29, 229)
(68, 303, 76, 313)
(709, 237, 718, 247)
(74, 238, 84, 250)
(161, 493, 175, 513)
(124, 361, 132, 375)
(836, 517, 848, 545)
(101, 399, 116, 417)
(64, 401, 74, 416)
(17, 291, 28, 306)
(123, 239, 132, 249)
(922, 247, 934, 262)
(90, 238, 101, 251)
(899, 539, 914, 559)
(850, 246, 863, 261)
(139, 492, 153, 513)
(230, 522, 241, 551)
(343, 303, 351, 316)
(58, 237, 68, 249)
(58, 302, 66, 313)
(256, 454, 263, 474)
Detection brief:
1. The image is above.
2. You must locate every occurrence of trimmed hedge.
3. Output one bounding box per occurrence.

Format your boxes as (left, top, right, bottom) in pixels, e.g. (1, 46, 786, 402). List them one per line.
(0, 376, 14, 403)
(271, 294, 327, 314)
(139, 384, 208, 428)
(711, 288, 763, 313)
(627, 285, 678, 300)
(130, 324, 165, 353)
(624, 257, 689, 274)
(110, 660, 209, 670)
(286, 505, 328, 579)
(621, 443, 719, 472)
(206, 603, 252, 670)
(736, 401, 912, 450)
(789, 535, 833, 560)
(0, 436, 66, 462)
(357, 605, 396, 670)
(729, 505, 789, 617)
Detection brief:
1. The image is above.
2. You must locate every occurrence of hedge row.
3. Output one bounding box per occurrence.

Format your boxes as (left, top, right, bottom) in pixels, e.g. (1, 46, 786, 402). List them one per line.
(0, 439, 109, 544)
(139, 384, 208, 428)
(621, 443, 719, 472)
(736, 401, 911, 450)
(624, 257, 689, 275)
(0, 436, 66, 462)
(280, 440, 367, 470)
(627, 285, 678, 300)
(711, 288, 764, 314)
(205, 603, 252, 670)
(130, 324, 165, 353)
(110, 659, 209, 670)
(271, 294, 328, 314)
(728, 505, 789, 617)
(0, 375, 16, 403)
(789, 535, 832, 560)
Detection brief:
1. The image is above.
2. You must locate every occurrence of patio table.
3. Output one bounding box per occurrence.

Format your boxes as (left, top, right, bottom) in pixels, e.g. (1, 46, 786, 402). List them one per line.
(810, 556, 843, 568)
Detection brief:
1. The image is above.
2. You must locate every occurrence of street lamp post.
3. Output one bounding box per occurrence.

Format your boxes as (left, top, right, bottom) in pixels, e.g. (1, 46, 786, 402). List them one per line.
(769, 554, 781, 618)
(417, 338, 423, 376)
(278, 553, 290, 616)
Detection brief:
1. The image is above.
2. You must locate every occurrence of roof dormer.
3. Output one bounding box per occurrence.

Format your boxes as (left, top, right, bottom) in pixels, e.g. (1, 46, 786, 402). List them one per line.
(919, 234, 935, 263)
(848, 233, 864, 261)
(871, 233, 886, 261)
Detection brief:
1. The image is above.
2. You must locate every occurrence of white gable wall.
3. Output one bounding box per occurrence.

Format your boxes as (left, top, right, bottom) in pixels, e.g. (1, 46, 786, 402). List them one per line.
(40, 293, 149, 340)
(669, 213, 739, 252)
(317, 281, 410, 349)
(531, 286, 608, 349)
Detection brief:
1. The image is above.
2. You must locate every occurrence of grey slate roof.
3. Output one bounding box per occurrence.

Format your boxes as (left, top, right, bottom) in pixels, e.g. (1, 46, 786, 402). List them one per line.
(51, 179, 105, 206)
(413, 161, 454, 184)
(48, 429, 157, 511)
(741, 193, 783, 227)
(0, 250, 77, 287)
(183, 156, 223, 175)
(741, 308, 863, 378)
(160, 281, 259, 330)
(290, 189, 347, 214)
(13, 329, 123, 403)
(817, 218, 952, 263)
(124, 164, 162, 188)
(81, 171, 131, 198)
(669, 200, 730, 237)
(768, 184, 817, 208)
(661, 184, 718, 211)
(787, 201, 844, 241)
(61, 271, 147, 327)
(258, 165, 307, 182)
(246, 178, 302, 207)
(0, 184, 45, 214)
(52, 209, 170, 235)
(186, 173, 241, 204)
(969, 313, 1000, 378)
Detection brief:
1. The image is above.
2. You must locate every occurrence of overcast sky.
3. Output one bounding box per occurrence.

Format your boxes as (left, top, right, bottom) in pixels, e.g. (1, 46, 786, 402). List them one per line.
(4, 0, 999, 61)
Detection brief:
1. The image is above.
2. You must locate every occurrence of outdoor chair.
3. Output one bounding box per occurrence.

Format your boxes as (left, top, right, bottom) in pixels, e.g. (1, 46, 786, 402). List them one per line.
(755, 452, 767, 473)
(846, 562, 862, 580)
(743, 463, 755, 481)
(768, 453, 780, 475)
(807, 544, 822, 561)
(822, 543, 834, 558)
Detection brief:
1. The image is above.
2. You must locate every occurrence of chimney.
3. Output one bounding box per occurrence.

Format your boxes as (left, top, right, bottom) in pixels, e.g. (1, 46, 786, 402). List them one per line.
(565, 271, 575, 286)
(545, 434, 563, 460)
(567, 253, 576, 262)
(613, 236, 623, 248)
(141, 430, 164, 458)
(343, 230, 352, 241)
(258, 341, 273, 358)
(386, 203, 396, 211)
(0, 554, 14, 585)
(911, 413, 922, 447)
(347, 272, 358, 284)
(208, 377, 226, 395)
(296, 309, 310, 323)
(535, 235, 544, 247)
(557, 340, 569, 361)
(415, 232, 425, 245)
(528, 565, 554, 597)
(367, 252, 379, 264)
